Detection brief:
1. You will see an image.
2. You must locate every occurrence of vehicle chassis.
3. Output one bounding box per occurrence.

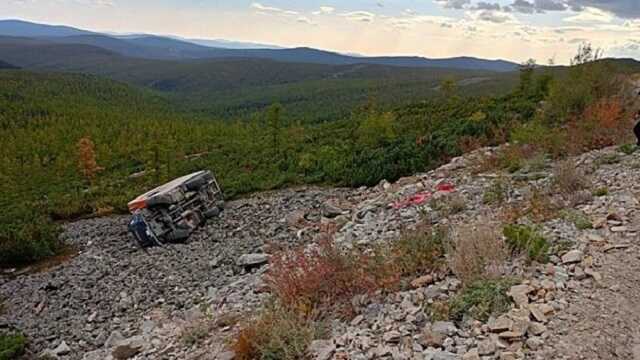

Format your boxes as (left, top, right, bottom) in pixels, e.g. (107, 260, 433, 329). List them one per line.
(127, 170, 224, 248)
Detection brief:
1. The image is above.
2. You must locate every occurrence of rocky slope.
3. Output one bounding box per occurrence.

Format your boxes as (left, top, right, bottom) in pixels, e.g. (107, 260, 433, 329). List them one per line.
(1, 145, 639, 360)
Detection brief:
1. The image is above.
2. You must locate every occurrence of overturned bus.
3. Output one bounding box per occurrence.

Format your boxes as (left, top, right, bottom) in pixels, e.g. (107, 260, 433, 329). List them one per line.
(127, 170, 224, 248)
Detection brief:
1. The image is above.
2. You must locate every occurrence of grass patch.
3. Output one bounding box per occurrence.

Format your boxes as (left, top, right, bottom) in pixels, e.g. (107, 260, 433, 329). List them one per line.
(618, 143, 637, 155)
(503, 224, 550, 263)
(561, 209, 593, 230)
(596, 153, 622, 165)
(483, 178, 509, 205)
(448, 278, 517, 322)
(430, 194, 467, 217)
(0, 332, 26, 360)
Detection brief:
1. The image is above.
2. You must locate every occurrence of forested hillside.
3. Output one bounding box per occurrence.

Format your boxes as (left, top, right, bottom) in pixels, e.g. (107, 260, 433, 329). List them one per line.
(0, 37, 519, 122)
(0, 66, 540, 266)
(1, 45, 637, 274)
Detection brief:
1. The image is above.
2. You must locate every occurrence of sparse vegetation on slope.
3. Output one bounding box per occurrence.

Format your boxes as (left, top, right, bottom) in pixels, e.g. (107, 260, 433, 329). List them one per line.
(0, 332, 26, 360)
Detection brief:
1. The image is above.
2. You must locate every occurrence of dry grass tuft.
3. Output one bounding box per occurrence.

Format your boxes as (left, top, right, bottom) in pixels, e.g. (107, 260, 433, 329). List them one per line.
(445, 220, 508, 285)
(232, 302, 322, 360)
(553, 159, 590, 197)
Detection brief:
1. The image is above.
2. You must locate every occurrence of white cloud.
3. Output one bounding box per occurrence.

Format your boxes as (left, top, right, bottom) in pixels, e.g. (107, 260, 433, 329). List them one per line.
(250, 2, 298, 16)
(436, 0, 471, 10)
(564, 6, 614, 23)
(341, 11, 375, 23)
(297, 16, 316, 25)
(312, 6, 335, 15)
(386, 14, 456, 29)
(467, 9, 518, 23)
(69, 0, 115, 6)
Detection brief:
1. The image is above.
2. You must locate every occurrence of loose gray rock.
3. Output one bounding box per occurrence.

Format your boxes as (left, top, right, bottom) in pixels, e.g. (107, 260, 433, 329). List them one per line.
(308, 339, 336, 360)
(54, 341, 71, 356)
(432, 321, 457, 337)
(561, 250, 584, 264)
(236, 253, 269, 268)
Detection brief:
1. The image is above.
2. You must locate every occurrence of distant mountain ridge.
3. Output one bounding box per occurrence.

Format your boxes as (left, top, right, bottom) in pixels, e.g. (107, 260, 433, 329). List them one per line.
(0, 60, 18, 69)
(0, 19, 94, 37)
(0, 19, 520, 72)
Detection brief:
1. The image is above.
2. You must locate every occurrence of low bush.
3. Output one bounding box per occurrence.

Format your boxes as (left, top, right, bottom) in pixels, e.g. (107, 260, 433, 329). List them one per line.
(448, 279, 517, 322)
(618, 143, 637, 155)
(382, 225, 446, 278)
(446, 221, 507, 284)
(181, 321, 212, 347)
(0, 205, 62, 268)
(232, 302, 323, 360)
(426, 300, 451, 322)
(503, 224, 550, 263)
(526, 187, 561, 222)
(265, 239, 383, 317)
(266, 225, 446, 317)
(510, 121, 566, 158)
(0, 332, 26, 360)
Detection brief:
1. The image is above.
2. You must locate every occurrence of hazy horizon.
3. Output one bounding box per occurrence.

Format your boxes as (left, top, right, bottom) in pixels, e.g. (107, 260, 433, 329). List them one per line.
(2, 0, 640, 64)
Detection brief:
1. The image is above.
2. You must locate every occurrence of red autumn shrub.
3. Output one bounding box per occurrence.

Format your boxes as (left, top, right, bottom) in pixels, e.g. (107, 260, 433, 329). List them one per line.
(568, 97, 632, 153)
(265, 239, 385, 317)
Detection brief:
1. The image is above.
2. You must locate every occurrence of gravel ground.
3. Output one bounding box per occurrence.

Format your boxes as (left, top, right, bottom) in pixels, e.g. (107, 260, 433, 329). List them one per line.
(0, 186, 356, 359)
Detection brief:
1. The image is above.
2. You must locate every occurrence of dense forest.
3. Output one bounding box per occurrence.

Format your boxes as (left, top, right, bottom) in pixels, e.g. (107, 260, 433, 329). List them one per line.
(0, 34, 519, 123)
(1, 45, 637, 268)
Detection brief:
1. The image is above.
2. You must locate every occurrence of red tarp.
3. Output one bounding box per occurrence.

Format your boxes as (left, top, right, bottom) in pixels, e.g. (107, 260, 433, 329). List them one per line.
(391, 183, 455, 209)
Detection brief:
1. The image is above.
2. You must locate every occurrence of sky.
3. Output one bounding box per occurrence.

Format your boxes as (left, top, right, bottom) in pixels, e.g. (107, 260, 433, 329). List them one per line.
(2, 0, 640, 64)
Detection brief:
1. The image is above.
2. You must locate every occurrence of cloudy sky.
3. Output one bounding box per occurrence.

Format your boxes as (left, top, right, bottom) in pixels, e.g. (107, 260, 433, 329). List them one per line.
(2, 0, 640, 63)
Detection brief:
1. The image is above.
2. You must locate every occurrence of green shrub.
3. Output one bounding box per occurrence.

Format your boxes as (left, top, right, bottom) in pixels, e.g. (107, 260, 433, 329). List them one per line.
(0, 332, 26, 360)
(448, 279, 517, 322)
(483, 179, 508, 205)
(596, 153, 621, 165)
(593, 187, 609, 197)
(503, 224, 550, 263)
(386, 225, 446, 277)
(560, 209, 593, 230)
(181, 321, 211, 347)
(618, 143, 637, 155)
(0, 205, 62, 268)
